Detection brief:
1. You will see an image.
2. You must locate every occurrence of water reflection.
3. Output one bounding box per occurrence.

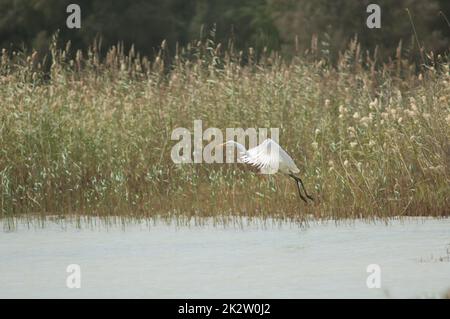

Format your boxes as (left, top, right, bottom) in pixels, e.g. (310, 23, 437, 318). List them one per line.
(0, 217, 449, 298)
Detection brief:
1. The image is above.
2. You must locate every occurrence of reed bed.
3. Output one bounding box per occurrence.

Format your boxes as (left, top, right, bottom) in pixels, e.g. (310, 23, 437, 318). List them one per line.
(0, 36, 449, 221)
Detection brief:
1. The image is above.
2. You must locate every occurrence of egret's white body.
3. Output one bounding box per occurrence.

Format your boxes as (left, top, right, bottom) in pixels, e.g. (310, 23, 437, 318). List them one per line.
(223, 138, 298, 175)
(220, 138, 313, 203)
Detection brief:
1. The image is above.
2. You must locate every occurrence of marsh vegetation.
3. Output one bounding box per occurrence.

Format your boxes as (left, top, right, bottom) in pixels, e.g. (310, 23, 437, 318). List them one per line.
(0, 35, 449, 221)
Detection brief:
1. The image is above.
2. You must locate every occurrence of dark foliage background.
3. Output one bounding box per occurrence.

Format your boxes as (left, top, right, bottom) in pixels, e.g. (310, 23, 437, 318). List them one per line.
(0, 0, 449, 60)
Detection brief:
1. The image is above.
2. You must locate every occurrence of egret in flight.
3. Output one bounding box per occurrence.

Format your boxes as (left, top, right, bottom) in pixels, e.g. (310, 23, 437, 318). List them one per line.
(219, 139, 314, 203)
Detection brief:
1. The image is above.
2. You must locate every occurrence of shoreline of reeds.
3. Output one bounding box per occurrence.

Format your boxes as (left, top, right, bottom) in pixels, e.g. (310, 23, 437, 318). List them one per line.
(1, 35, 449, 221)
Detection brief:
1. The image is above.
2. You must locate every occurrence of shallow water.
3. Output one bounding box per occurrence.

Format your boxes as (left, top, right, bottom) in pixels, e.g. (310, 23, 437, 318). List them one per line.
(0, 217, 449, 298)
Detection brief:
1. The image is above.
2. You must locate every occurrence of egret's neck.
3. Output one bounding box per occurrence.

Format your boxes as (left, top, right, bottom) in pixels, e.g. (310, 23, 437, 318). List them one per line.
(225, 141, 247, 154)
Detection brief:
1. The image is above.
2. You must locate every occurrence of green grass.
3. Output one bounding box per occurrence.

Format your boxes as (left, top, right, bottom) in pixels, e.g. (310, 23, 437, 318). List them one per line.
(0, 37, 449, 221)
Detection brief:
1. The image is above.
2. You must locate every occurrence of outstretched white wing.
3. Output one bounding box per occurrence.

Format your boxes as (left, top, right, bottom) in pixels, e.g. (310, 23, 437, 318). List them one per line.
(242, 139, 300, 174)
(241, 139, 281, 174)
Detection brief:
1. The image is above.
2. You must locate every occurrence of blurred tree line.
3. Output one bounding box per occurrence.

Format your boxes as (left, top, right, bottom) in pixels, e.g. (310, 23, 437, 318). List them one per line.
(0, 0, 448, 60)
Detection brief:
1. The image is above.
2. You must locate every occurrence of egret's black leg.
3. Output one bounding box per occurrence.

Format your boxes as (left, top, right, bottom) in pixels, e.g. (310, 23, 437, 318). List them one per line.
(295, 176, 314, 201)
(289, 175, 307, 203)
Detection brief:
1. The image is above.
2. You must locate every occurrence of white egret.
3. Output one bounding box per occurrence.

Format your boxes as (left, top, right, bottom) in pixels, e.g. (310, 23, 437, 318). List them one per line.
(219, 138, 314, 203)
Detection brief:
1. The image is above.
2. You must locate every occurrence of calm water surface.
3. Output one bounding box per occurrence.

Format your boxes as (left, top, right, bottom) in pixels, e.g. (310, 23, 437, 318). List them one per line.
(0, 217, 449, 298)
